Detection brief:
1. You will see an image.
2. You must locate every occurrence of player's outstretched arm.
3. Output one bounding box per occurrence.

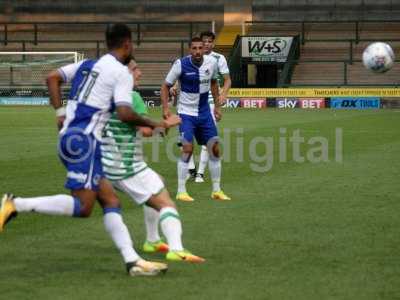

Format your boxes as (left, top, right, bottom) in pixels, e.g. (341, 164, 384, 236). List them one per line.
(138, 112, 181, 137)
(160, 82, 172, 119)
(46, 70, 65, 130)
(116, 106, 180, 130)
(117, 106, 161, 128)
(138, 127, 153, 137)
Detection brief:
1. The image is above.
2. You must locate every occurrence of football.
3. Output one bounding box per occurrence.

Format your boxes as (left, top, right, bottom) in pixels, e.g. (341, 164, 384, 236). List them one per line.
(362, 42, 395, 73)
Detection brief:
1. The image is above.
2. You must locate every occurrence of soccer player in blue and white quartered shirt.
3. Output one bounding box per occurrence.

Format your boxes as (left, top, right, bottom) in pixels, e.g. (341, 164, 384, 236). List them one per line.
(161, 36, 231, 202)
(0, 24, 180, 276)
(192, 31, 232, 183)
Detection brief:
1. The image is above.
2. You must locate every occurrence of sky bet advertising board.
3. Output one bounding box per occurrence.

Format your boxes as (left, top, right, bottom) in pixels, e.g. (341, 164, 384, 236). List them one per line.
(330, 98, 380, 109)
(275, 98, 326, 109)
(223, 98, 267, 109)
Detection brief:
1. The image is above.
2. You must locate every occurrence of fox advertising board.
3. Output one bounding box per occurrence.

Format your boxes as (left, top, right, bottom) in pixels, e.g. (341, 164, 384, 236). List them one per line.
(330, 98, 380, 109)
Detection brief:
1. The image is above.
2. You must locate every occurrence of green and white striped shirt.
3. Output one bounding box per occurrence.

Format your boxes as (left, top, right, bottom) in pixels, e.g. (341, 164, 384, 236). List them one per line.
(101, 91, 148, 181)
(206, 51, 230, 104)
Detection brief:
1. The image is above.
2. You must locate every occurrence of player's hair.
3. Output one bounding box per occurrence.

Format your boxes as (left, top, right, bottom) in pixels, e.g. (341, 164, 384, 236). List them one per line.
(189, 36, 203, 46)
(105, 23, 132, 50)
(200, 31, 216, 41)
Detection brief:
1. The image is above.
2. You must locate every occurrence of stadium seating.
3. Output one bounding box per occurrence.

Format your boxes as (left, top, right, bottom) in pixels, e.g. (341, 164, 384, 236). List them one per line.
(252, 0, 400, 21)
(245, 21, 400, 86)
(0, 21, 211, 87)
(1, 17, 400, 87)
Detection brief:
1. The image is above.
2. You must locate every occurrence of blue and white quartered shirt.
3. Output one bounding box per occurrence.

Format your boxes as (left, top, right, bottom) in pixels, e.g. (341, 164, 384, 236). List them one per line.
(58, 53, 133, 141)
(165, 55, 218, 117)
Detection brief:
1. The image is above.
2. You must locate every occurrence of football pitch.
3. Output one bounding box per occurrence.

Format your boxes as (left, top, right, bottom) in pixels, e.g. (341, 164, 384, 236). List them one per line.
(0, 107, 399, 299)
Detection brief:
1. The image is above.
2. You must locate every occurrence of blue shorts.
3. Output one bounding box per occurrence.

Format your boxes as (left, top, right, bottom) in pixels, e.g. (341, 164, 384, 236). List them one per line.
(179, 113, 218, 146)
(58, 131, 104, 191)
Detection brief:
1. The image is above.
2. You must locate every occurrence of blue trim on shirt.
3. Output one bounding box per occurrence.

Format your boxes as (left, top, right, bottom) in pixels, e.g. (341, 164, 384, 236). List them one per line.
(198, 92, 210, 114)
(67, 102, 101, 132)
(68, 59, 97, 101)
(180, 56, 200, 94)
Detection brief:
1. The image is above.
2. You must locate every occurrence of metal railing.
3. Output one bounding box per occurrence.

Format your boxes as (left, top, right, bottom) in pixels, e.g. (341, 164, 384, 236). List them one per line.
(282, 59, 400, 87)
(300, 39, 400, 64)
(0, 39, 190, 59)
(243, 20, 400, 45)
(0, 21, 213, 46)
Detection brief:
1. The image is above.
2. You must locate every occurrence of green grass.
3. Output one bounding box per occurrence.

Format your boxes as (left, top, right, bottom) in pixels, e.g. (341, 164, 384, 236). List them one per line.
(0, 107, 400, 300)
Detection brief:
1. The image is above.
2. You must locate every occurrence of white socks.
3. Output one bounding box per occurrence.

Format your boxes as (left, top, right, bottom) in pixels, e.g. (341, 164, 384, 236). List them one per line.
(188, 154, 195, 170)
(143, 205, 161, 242)
(197, 146, 209, 175)
(103, 209, 140, 263)
(13, 194, 79, 216)
(159, 207, 183, 251)
(177, 158, 189, 193)
(208, 158, 222, 192)
(13, 195, 141, 264)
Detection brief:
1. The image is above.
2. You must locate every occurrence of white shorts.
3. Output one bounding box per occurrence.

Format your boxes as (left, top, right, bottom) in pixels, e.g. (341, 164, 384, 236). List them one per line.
(112, 168, 165, 205)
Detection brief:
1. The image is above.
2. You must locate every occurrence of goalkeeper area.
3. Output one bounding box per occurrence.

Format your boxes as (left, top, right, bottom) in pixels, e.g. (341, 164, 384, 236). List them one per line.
(0, 52, 83, 83)
(0, 107, 399, 299)
(0, 52, 83, 104)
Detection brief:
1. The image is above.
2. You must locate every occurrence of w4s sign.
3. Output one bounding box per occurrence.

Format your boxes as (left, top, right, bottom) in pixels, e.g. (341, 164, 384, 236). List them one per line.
(241, 37, 293, 62)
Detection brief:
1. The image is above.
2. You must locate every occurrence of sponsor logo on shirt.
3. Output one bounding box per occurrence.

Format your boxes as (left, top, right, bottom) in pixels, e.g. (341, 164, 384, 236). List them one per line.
(200, 79, 210, 84)
(67, 171, 87, 183)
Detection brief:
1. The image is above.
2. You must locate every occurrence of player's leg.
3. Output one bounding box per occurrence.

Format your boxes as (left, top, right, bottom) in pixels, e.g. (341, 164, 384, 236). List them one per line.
(195, 145, 209, 183)
(143, 205, 163, 247)
(114, 168, 203, 262)
(97, 178, 167, 276)
(112, 175, 168, 254)
(208, 141, 230, 200)
(146, 189, 205, 263)
(197, 114, 231, 201)
(177, 142, 196, 181)
(196, 102, 215, 183)
(187, 150, 197, 180)
(0, 192, 91, 232)
(176, 114, 195, 201)
(0, 182, 98, 231)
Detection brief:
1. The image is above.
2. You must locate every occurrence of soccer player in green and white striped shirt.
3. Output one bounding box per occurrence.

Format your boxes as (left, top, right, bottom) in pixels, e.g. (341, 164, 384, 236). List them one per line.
(102, 60, 204, 263)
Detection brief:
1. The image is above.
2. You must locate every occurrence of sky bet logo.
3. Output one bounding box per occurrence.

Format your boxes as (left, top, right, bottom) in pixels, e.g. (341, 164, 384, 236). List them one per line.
(223, 99, 241, 108)
(277, 98, 298, 108)
(300, 99, 325, 109)
(241, 99, 266, 108)
(277, 98, 325, 109)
